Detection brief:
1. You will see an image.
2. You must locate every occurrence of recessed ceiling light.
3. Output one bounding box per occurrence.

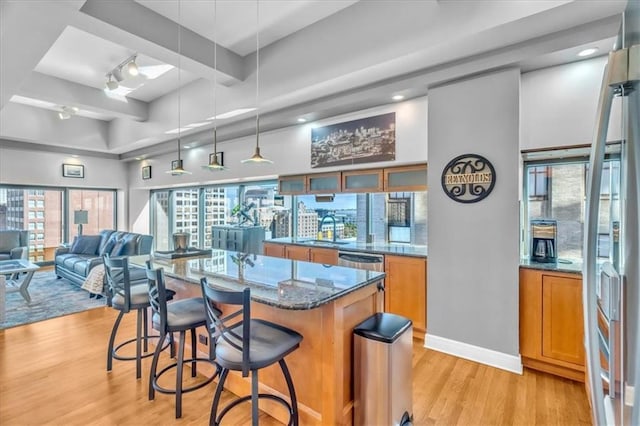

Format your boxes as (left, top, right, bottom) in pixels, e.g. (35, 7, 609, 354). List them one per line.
(183, 145, 191, 149)
(392, 95, 405, 101)
(134, 157, 142, 161)
(577, 48, 598, 57)
(71, 155, 79, 158)
(297, 118, 307, 123)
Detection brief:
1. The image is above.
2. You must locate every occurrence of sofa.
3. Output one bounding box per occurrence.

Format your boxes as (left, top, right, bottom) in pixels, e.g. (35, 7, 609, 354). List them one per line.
(55, 230, 153, 287)
(0, 230, 29, 261)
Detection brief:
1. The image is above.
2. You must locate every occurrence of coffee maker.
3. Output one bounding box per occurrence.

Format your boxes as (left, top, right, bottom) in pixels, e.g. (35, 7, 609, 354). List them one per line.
(530, 219, 557, 263)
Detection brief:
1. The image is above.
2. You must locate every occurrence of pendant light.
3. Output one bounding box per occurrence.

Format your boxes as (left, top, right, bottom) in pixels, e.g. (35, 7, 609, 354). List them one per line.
(166, 0, 191, 176)
(203, 0, 226, 171)
(241, 0, 272, 164)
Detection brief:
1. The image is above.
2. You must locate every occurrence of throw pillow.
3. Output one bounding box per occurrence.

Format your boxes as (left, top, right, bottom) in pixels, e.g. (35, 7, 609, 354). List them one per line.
(99, 237, 117, 256)
(70, 235, 101, 255)
(115, 238, 137, 256)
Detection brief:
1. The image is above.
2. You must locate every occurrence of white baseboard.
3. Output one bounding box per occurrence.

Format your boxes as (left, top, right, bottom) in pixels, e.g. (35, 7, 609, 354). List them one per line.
(425, 333, 523, 375)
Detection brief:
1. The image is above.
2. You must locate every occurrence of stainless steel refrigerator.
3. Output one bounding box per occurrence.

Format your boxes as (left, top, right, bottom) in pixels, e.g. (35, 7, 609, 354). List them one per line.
(584, 1, 639, 425)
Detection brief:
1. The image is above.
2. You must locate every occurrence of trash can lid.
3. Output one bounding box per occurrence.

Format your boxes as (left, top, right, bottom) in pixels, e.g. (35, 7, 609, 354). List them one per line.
(353, 313, 412, 343)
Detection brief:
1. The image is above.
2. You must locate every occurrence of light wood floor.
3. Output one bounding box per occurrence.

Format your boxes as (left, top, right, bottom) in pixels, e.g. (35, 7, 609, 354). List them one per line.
(0, 307, 592, 425)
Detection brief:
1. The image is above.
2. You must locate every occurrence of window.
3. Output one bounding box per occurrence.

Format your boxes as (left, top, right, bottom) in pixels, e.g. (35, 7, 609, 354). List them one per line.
(0, 186, 114, 264)
(528, 166, 550, 200)
(67, 189, 116, 240)
(151, 181, 289, 251)
(523, 153, 621, 261)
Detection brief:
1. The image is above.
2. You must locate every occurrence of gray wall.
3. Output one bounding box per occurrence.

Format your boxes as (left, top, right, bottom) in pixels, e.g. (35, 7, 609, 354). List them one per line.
(427, 68, 520, 356)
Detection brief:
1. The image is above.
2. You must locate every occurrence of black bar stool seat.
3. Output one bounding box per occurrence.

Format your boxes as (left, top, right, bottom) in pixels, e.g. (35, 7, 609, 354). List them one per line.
(200, 277, 302, 426)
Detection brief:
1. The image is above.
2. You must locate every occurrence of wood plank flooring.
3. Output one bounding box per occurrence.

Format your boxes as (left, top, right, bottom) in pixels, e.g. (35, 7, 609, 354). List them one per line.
(0, 307, 592, 425)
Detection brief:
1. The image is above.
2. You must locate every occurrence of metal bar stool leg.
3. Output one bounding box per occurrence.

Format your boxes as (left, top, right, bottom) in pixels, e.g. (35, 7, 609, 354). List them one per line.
(143, 307, 149, 353)
(190, 327, 197, 377)
(149, 331, 166, 400)
(136, 308, 143, 379)
(210, 368, 229, 426)
(176, 330, 186, 418)
(252, 369, 259, 426)
(280, 359, 299, 426)
(107, 311, 125, 372)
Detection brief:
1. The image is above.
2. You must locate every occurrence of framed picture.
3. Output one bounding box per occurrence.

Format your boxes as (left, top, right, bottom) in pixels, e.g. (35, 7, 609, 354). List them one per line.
(62, 163, 84, 178)
(311, 112, 396, 168)
(142, 165, 152, 180)
(209, 152, 224, 166)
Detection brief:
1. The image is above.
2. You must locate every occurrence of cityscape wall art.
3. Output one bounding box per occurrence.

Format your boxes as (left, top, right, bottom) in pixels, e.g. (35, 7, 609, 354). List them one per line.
(311, 112, 396, 168)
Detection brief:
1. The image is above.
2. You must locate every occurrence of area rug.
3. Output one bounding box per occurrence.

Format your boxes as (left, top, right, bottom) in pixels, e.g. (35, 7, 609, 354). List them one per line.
(0, 271, 105, 330)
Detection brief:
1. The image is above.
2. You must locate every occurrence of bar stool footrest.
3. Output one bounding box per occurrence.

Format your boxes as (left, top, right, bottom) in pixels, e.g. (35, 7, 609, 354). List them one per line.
(112, 335, 170, 362)
(215, 393, 295, 426)
(152, 358, 218, 395)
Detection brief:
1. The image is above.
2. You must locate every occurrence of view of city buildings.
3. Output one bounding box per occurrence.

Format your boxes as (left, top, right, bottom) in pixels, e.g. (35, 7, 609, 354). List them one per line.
(0, 188, 114, 262)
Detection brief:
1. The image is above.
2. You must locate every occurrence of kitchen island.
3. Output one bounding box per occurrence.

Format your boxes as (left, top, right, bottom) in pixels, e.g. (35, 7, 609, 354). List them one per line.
(130, 250, 385, 426)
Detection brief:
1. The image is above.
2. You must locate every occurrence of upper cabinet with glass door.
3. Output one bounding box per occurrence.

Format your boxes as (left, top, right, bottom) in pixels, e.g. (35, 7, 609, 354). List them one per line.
(342, 169, 384, 193)
(383, 164, 427, 192)
(306, 172, 342, 194)
(278, 175, 307, 195)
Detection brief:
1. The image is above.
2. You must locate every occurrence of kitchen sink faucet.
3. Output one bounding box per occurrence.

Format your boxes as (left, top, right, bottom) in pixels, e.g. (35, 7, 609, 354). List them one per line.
(319, 214, 337, 242)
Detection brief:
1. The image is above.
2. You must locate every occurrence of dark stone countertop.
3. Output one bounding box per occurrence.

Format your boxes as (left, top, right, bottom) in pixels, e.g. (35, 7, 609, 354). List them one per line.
(519, 258, 583, 275)
(129, 250, 385, 310)
(266, 237, 428, 258)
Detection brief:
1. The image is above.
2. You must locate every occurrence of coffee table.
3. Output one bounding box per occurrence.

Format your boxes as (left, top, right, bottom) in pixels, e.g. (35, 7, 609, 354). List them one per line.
(0, 259, 40, 320)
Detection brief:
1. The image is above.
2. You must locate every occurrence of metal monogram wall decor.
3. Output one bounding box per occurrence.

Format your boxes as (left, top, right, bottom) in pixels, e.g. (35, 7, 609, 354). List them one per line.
(441, 154, 496, 203)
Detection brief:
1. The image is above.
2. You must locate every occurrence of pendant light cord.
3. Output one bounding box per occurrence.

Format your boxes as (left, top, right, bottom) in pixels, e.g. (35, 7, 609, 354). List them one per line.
(213, 0, 218, 154)
(256, 0, 260, 149)
(177, 0, 182, 162)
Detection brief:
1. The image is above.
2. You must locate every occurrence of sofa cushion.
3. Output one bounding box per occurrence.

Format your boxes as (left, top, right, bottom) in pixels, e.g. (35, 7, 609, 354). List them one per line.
(0, 231, 20, 253)
(71, 235, 101, 255)
(0, 253, 10, 261)
(73, 260, 90, 276)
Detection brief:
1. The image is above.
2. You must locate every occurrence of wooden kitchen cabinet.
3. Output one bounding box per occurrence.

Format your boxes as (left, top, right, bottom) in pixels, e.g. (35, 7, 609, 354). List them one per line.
(284, 245, 310, 261)
(383, 164, 427, 192)
(263, 242, 285, 258)
(306, 172, 342, 194)
(309, 247, 338, 265)
(384, 255, 427, 339)
(519, 267, 585, 381)
(278, 175, 307, 195)
(341, 169, 384, 193)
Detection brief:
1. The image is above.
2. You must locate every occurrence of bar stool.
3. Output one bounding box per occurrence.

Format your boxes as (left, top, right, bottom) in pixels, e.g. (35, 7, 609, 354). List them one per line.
(200, 277, 303, 426)
(145, 265, 219, 418)
(104, 255, 174, 379)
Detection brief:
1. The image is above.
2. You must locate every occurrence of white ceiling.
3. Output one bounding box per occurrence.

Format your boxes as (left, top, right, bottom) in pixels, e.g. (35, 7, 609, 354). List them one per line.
(0, 0, 629, 158)
(135, 0, 360, 55)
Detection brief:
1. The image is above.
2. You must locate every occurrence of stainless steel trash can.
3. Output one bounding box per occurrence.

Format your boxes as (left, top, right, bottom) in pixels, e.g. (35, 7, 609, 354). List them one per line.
(354, 312, 413, 426)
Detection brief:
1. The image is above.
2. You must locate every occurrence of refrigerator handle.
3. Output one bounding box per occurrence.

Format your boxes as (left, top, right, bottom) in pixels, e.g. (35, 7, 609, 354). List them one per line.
(584, 60, 616, 426)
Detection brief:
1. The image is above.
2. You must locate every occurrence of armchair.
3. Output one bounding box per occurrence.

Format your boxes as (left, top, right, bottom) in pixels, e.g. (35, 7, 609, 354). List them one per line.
(0, 230, 29, 261)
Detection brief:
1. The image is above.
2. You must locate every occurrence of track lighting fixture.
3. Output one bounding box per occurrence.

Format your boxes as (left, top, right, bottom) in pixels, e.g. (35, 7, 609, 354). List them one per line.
(58, 106, 79, 120)
(104, 54, 139, 91)
(126, 56, 139, 76)
(105, 73, 119, 91)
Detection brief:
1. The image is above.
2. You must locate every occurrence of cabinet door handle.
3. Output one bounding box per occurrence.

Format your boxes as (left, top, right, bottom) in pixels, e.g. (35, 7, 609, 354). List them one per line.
(377, 282, 385, 292)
